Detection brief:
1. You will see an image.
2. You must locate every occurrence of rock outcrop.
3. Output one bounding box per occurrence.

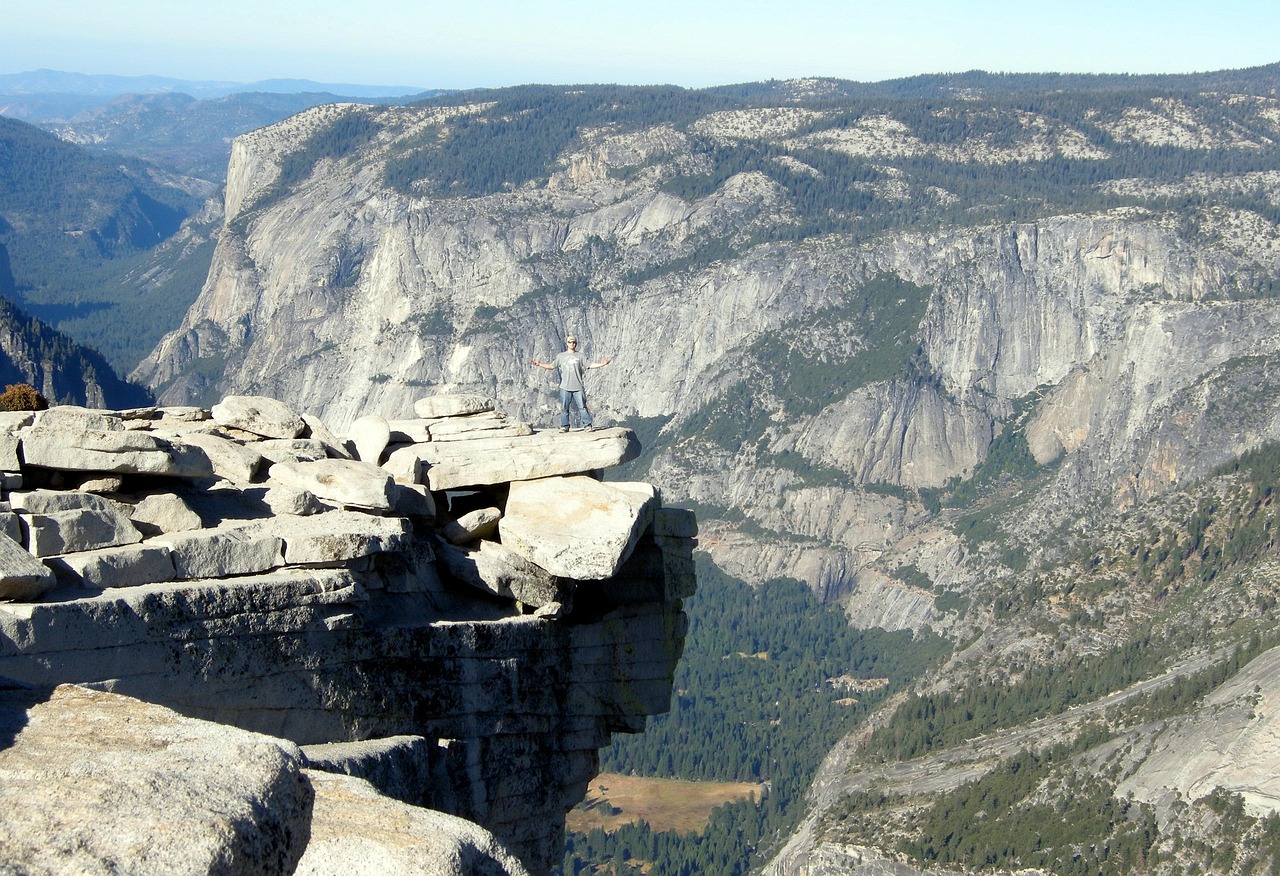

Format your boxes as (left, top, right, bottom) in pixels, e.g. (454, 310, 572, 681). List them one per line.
(0, 393, 696, 875)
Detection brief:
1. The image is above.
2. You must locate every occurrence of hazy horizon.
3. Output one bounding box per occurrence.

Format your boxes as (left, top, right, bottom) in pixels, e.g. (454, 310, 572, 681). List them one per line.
(4, 0, 1279, 94)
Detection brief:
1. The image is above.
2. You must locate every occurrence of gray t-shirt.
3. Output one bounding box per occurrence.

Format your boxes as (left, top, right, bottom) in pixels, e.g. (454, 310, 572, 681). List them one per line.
(553, 351, 589, 391)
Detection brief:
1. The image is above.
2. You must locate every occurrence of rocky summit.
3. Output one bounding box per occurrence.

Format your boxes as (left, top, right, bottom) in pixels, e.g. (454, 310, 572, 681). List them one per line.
(0, 393, 696, 876)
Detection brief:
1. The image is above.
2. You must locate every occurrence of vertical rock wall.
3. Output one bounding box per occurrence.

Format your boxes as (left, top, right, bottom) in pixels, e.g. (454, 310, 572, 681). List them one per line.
(0, 395, 696, 875)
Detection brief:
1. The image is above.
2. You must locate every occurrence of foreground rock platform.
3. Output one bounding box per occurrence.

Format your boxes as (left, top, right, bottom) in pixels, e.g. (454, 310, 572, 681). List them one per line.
(0, 393, 696, 876)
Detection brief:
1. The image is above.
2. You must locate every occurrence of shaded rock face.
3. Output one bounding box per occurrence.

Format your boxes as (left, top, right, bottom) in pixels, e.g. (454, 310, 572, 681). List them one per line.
(0, 394, 695, 876)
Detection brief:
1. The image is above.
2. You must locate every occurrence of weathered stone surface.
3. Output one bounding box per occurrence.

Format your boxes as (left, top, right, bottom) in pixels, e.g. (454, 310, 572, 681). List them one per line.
(440, 507, 502, 545)
(0, 684, 310, 876)
(501, 476, 658, 580)
(297, 770, 529, 876)
(19, 427, 214, 478)
(128, 492, 203, 536)
(76, 475, 125, 493)
(0, 432, 19, 471)
(45, 542, 176, 589)
(391, 483, 437, 519)
(0, 411, 36, 432)
(413, 394, 495, 419)
(0, 533, 56, 600)
(348, 414, 391, 464)
(256, 483, 324, 516)
(21, 506, 144, 557)
(258, 438, 329, 464)
(429, 414, 533, 442)
(386, 419, 434, 444)
(179, 430, 266, 483)
(383, 445, 426, 484)
(9, 489, 123, 515)
(301, 413, 351, 459)
(33, 405, 122, 433)
(154, 521, 284, 579)
(212, 395, 306, 439)
(268, 511, 410, 566)
(436, 539, 571, 608)
(417, 428, 638, 491)
(270, 458, 395, 511)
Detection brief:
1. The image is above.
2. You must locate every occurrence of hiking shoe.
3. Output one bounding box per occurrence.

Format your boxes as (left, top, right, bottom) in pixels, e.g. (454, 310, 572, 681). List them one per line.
(560, 426, 570, 433)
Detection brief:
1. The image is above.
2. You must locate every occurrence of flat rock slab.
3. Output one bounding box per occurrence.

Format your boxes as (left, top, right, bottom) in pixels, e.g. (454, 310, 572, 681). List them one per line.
(45, 542, 177, 589)
(269, 459, 396, 512)
(296, 770, 528, 876)
(412, 394, 494, 419)
(501, 475, 658, 580)
(0, 685, 310, 876)
(20, 427, 214, 479)
(21, 506, 144, 558)
(212, 395, 306, 439)
(154, 521, 285, 580)
(416, 428, 638, 491)
(268, 511, 410, 566)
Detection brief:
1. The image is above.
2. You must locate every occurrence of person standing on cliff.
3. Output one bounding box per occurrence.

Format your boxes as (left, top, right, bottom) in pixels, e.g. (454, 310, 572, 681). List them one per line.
(532, 335, 611, 432)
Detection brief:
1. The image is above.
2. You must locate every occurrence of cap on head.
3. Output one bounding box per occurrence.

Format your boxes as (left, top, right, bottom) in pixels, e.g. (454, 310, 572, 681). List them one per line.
(566, 335, 577, 343)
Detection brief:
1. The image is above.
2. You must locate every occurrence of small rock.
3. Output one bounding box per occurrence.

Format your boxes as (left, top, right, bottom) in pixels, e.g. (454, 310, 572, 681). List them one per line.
(258, 439, 329, 465)
(440, 507, 502, 545)
(130, 493, 203, 536)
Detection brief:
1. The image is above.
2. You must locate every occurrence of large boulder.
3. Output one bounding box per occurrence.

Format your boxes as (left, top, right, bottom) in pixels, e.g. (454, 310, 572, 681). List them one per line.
(415, 428, 637, 491)
(19, 426, 214, 479)
(347, 415, 391, 465)
(212, 395, 306, 439)
(500, 476, 657, 580)
(0, 684, 311, 876)
(172, 430, 265, 483)
(268, 459, 395, 512)
(267, 511, 410, 566)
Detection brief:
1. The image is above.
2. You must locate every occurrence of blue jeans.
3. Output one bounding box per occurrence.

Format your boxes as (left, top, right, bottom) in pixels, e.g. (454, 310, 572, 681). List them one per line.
(559, 389, 593, 428)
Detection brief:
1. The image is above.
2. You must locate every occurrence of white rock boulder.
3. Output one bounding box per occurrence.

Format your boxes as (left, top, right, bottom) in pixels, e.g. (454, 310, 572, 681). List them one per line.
(500, 475, 658, 580)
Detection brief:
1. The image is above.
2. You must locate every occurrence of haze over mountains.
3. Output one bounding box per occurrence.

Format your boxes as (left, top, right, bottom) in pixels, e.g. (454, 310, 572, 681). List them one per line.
(5, 62, 1280, 874)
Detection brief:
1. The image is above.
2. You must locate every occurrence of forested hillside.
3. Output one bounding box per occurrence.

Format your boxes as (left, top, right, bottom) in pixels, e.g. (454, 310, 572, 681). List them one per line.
(0, 116, 214, 371)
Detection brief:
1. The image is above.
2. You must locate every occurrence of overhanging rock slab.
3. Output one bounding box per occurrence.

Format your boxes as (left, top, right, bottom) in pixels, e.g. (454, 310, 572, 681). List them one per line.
(417, 428, 637, 491)
(500, 475, 658, 580)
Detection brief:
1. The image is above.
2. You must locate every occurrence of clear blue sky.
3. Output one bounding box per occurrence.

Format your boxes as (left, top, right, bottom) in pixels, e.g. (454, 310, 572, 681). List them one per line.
(3, 0, 1278, 91)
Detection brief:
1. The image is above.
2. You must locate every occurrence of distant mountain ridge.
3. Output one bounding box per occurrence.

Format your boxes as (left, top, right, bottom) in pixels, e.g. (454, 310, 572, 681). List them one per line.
(0, 68, 428, 100)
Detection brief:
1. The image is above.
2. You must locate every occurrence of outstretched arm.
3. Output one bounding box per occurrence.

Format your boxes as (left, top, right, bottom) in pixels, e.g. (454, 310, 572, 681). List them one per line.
(589, 357, 612, 369)
(531, 358, 555, 370)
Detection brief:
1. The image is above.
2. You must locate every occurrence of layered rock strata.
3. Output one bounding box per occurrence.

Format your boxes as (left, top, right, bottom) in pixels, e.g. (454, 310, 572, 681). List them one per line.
(0, 394, 696, 875)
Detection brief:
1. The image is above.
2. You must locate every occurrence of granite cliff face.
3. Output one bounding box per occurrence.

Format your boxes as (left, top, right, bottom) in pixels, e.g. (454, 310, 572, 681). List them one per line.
(128, 80, 1280, 870)
(0, 394, 695, 875)
(134, 91, 1280, 621)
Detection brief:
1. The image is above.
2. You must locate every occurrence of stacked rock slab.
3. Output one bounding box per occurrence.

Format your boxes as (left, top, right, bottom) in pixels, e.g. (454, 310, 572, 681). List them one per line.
(0, 394, 696, 876)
